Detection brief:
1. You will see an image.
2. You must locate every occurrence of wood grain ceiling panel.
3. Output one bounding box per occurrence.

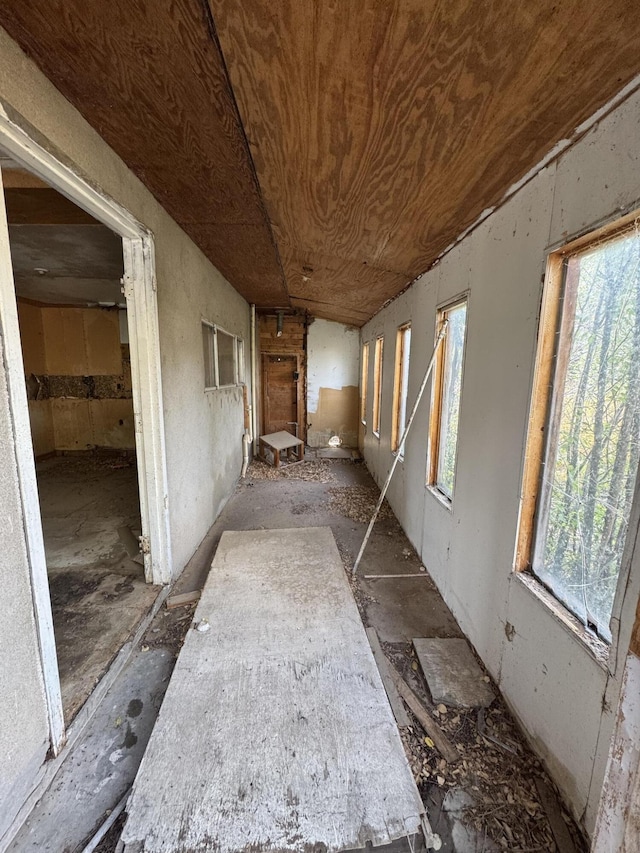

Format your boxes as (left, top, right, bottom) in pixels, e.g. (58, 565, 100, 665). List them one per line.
(210, 0, 640, 322)
(0, 0, 289, 307)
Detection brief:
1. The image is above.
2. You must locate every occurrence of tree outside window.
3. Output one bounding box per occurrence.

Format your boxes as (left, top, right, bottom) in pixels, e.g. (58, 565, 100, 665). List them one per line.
(533, 229, 640, 642)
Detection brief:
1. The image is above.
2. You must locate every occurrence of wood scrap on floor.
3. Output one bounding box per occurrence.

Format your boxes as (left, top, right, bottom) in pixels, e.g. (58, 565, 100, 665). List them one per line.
(165, 590, 201, 610)
(535, 777, 579, 853)
(387, 660, 459, 764)
(366, 627, 410, 728)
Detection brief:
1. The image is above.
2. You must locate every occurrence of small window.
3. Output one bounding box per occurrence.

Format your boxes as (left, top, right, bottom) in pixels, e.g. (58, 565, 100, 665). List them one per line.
(519, 223, 640, 643)
(202, 322, 215, 389)
(202, 321, 239, 389)
(360, 342, 369, 424)
(372, 336, 384, 437)
(428, 298, 467, 501)
(237, 338, 245, 384)
(392, 324, 411, 454)
(216, 328, 236, 387)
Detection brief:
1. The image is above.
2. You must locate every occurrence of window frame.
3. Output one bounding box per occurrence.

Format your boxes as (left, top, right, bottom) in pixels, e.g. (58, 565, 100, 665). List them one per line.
(372, 335, 384, 438)
(391, 323, 411, 456)
(427, 294, 469, 504)
(360, 341, 369, 426)
(515, 211, 640, 655)
(202, 319, 242, 390)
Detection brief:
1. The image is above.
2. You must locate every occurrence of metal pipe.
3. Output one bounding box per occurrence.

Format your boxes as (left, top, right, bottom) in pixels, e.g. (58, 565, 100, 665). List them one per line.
(352, 319, 448, 574)
(250, 304, 258, 454)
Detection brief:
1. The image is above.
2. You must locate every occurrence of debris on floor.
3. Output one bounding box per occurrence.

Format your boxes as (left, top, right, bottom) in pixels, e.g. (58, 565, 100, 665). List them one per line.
(380, 641, 586, 852)
(165, 589, 201, 610)
(327, 484, 394, 522)
(246, 459, 335, 482)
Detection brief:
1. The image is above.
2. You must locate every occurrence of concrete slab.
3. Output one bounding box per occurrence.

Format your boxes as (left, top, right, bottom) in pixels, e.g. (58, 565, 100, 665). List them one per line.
(122, 527, 425, 853)
(7, 647, 173, 853)
(413, 638, 495, 709)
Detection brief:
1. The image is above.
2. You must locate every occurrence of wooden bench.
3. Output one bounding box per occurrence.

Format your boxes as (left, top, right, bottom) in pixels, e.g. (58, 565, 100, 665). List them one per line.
(259, 430, 304, 467)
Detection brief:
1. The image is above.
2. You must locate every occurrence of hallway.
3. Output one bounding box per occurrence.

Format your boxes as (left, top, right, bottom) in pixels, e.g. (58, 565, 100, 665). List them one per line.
(12, 458, 584, 853)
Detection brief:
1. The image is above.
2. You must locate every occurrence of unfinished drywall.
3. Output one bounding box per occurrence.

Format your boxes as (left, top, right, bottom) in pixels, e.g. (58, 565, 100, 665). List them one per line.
(0, 26, 251, 845)
(361, 86, 640, 838)
(307, 318, 359, 447)
(18, 303, 135, 452)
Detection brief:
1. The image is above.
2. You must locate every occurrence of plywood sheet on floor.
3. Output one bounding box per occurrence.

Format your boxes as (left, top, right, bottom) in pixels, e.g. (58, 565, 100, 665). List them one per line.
(413, 638, 495, 709)
(122, 527, 424, 853)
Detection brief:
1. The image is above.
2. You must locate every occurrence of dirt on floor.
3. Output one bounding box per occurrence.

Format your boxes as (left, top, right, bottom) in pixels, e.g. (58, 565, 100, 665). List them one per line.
(61, 456, 587, 852)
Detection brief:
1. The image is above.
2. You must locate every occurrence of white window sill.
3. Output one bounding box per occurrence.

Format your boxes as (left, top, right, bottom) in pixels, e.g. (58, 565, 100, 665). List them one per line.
(425, 485, 453, 512)
(513, 572, 609, 669)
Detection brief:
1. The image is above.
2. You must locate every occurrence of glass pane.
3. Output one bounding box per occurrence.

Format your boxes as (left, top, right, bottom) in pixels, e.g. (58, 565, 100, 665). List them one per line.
(237, 339, 245, 383)
(361, 343, 369, 422)
(397, 327, 411, 452)
(217, 329, 236, 386)
(373, 337, 383, 434)
(536, 232, 640, 641)
(202, 323, 214, 388)
(437, 302, 467, 498)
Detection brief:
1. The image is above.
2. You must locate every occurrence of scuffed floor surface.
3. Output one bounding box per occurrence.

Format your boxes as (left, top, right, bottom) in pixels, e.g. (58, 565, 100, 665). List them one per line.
(37, 455, 157, 721)
(12, 457, 587, 852)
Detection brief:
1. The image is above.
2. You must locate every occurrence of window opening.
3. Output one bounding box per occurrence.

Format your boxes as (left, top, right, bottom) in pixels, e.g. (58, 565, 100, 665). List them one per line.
(372, 336, 384, 437)
(392, 324, 411, 454)
(202, 322, 215, 389)
(530, 227, 640, 642)
(428, 299, 467, 500)
(361, 341, 369, 425)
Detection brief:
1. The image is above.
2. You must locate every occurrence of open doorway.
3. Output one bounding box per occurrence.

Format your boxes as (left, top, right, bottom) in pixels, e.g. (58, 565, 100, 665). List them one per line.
(1, 154, 160, 725)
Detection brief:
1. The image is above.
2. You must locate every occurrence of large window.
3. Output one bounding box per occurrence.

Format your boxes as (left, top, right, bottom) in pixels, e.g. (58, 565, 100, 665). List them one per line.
(360, 341, 369, 424)
(202, 321, 242, 389)
(428, 298, 467, 501)
(392, 324, 411, 454)
(520, 224, 640, 643)
(372, 336, 384, 437)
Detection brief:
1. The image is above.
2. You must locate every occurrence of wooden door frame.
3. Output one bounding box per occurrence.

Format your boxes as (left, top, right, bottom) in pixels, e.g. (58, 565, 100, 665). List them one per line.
(261, 352, 305, 444)
(0, 103, 172, 755)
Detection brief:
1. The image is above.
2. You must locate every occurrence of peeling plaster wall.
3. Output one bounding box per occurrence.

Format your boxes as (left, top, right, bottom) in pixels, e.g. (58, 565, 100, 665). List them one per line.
(307, 318, 359, 447)
(361, 88, 640, 837)
(0, 26, 250, 842)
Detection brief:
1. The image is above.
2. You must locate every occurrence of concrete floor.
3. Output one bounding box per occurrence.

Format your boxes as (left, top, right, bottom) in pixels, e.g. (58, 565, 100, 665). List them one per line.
(9, 457, 585, 853)
(37, 455, 159, 722)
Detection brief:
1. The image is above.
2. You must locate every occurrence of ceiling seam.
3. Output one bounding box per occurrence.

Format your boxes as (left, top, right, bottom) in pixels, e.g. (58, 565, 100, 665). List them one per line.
(199, 0, 291, 309)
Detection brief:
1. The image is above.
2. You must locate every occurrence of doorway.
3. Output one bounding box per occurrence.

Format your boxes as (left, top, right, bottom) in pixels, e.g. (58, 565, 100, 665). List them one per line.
(0, 114, 171, 753)
(262, 353, 302, 436)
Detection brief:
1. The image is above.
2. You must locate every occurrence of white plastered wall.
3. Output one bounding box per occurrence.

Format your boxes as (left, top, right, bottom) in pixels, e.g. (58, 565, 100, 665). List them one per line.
(361, 88, 640, 836)
(0, 26, 250, 839)
(307, 318, 360, 447)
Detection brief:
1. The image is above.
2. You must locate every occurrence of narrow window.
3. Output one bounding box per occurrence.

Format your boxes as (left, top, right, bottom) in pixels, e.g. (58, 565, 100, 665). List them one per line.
(521, 225, 640, 642)
(202, 321, 215, 389)
(428, 298, 467, 500)
(360, 342, 369, 424)
(372, 336, 384, 437)
(216, 327, 236, 387)
(392, 324, 411, 454)
(237, 338, 245, 384)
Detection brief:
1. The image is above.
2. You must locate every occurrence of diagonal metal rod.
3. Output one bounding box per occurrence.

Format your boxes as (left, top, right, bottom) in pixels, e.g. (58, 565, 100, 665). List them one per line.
(352, 319, 448, 574)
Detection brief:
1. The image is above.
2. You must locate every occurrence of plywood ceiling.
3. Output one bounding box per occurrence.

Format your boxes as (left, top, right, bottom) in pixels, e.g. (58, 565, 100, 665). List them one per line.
(1, 1, 640, 325)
